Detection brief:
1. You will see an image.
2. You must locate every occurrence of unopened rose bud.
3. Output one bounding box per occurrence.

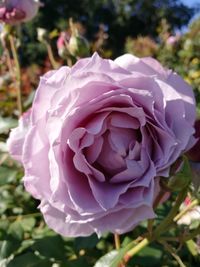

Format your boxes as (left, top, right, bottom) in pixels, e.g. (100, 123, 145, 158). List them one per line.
(186, 120, 200, 162)
(68, 32, 90, 58)
(0, 0, 43, 24)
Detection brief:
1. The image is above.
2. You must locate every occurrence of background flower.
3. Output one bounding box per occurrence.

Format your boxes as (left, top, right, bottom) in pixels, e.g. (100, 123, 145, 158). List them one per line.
(8, 53, 196, 237)
(0, 0, 42, 24)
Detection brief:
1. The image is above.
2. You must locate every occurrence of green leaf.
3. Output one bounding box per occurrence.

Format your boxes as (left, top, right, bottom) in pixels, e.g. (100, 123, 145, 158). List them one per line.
(94, 250, 118, 267)
(0, 166, 17, 186)
(8, 221, 24, 241)
(0, 142, 8, 153)
(7, 252, 51, 267)
(129, 245, 163, 267)
(94, 239, 139, 267)
(19, 218, 36, 232)
(62, 257, 90, 267)
(0, 240, 20, 259)
(0, 117, 17, 134)
(167, 156, 192, 191)
(31, 235, 66, 260)
(186, 239, 199, 257)
(74, 234, 99, 251)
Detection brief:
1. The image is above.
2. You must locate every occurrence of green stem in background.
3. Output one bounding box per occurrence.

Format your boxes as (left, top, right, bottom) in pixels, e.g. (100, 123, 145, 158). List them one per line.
(114, 233, 121, 250)
(125, 237, 149, 258)
(66, 57, 73, 67)
(147, 219, 154, 237)
(183, 226, 200, 242)
(152, 187, 188, 239)
(9, 34, 23, 117)
(1, 212, 42, 221)
(159, 240, 187, 267)
(123, 187, 188, 263)
(174, 199, 199, 222)
(4, 46, 14, 77)
(46, 43, 58, 69)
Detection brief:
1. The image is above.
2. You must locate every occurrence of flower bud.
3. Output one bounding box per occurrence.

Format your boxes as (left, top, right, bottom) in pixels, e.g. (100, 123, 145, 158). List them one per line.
(68, 30, 90, 58)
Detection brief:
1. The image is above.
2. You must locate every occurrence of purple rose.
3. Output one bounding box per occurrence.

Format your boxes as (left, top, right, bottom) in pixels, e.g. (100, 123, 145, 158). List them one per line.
(0, 0, 42, 24)
(7, 53, 196, 236)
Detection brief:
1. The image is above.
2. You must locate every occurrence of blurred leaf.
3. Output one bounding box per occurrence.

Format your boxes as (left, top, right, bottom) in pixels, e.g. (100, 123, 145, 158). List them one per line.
(94, 250, 118, 267)
(19, 218, 36, 232)
(8, 221, 24, 241)
(0, 166, 17, 186)
(129, 245, 163, 267)
(7, 252, 51, 267)
(0, 240, 20, 259)
(189, 219, 200, 230)
(17, 240, 35, 254)
(167, 156, 192, 191)
(0, 142, 8, 153)
(31, 235, 66, 260)
(62, 257, 90, 267)
(0, 118, 17, 134)
(74, 234, 99, 251)
(186, 240, 199, 257)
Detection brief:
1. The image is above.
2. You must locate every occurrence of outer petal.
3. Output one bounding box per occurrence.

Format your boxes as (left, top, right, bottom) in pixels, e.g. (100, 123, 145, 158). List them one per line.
(7, 110, 31, 163)
(40, 201, 94, 237)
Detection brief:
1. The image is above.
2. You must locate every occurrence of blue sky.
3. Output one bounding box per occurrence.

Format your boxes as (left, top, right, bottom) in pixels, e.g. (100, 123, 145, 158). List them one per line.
(180, 0, 200, 26)
(180, 0, 200, 7)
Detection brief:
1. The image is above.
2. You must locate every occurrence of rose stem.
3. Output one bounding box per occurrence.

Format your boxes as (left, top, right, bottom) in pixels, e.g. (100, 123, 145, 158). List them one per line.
(152, 187, 188, 239)
(174, 199, 199, 222)
(67, 57, 73, 67)
(46, 42, 58, 69)
(148, 187, 169, 236)
(182, 226, 200, 242)
(4, 46, 14, 77)
(9, 34, 23, 117)
(125, 237, 149, 258)
(124, 187, 188, 260)
(114, 233, 121, 250)
(159, 240, 187, 267)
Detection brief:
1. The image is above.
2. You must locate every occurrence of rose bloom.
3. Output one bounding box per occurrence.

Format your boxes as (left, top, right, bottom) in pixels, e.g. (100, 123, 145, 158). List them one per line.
(7, 53, 196, 237)
(0, 0, 42, 24)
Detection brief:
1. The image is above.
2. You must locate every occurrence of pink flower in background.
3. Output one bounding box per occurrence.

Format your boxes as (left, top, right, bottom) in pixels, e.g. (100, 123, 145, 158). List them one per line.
(56, 31, 71, 58)
(177, 196, 200, 225)
(0, 0, 42, 24)
(7, 53, 196, 237)
(166, 34, 180, 47)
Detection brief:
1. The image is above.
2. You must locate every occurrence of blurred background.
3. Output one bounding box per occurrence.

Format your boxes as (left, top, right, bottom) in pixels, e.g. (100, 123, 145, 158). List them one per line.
(0, 1, 200, 267)
(1, 0, 200, 115)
